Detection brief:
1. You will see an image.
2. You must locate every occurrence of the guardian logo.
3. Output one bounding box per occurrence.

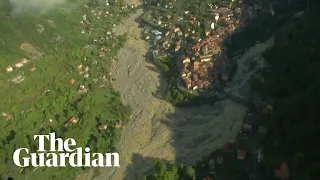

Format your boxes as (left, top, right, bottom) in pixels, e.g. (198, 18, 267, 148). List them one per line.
(13, 133, 120, 167)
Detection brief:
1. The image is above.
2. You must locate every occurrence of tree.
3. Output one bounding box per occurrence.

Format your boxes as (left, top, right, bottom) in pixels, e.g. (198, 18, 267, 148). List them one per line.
(183, 166, 196, 180)
(154, 160, 167, 178)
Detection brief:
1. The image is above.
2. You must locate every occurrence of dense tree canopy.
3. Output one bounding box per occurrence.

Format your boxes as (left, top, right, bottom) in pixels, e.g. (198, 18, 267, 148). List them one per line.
(145, 160, 196, 180)
(257, 9, 320, 180)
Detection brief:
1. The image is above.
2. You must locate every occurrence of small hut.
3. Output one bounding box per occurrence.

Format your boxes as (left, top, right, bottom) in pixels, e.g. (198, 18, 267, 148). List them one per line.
(78, 85, 88, 94)
(70, 78, 75, 85)
(65, 116, 79, 127)
(115, 120, 121, 128)
(99, 124, 107, 130)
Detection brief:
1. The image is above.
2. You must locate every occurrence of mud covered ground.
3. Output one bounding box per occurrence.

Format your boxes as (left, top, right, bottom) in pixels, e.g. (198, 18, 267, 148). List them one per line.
(95, 9, 250, 180)
(88, 0, 276, 179)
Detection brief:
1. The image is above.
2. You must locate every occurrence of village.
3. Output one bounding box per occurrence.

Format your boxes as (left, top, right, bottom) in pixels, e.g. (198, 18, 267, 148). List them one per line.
(140, 0, 261, 93)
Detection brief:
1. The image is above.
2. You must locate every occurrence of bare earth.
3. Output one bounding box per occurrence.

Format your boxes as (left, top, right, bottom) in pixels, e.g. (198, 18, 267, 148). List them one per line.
(94, 9, 249, 180)
(20, 42, 44, 60)
(76, 170, 94, 180)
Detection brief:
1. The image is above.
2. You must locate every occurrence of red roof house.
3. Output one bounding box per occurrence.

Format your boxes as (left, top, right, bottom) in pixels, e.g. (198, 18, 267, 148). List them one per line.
(65, 116, 79, 127)
(274, 161, 290, 180)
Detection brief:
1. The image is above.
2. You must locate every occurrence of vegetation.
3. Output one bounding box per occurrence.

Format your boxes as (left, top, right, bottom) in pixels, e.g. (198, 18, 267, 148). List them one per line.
(144, 144, 251, 180)
(144, 160, 196, 180)
(153, 55, 201, 106)
(256, 8, 320, 180)
(0, 0, 136, 179)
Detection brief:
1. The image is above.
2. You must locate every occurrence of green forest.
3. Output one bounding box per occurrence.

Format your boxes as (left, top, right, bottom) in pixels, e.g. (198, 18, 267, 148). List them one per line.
(0, 0, 135, 179)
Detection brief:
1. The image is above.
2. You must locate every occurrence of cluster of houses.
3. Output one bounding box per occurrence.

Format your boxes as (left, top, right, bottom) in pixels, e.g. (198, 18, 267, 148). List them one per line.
(80, 2, 137, 35)
(6, 43, 44, 76)
(5, 43, 43, 80)
(177, 5, 243, 91)
(5, 58, 36, 85)
(5, 58, 35, 74)
(76, 63, 90, 79)
(142, 1, 244, 92)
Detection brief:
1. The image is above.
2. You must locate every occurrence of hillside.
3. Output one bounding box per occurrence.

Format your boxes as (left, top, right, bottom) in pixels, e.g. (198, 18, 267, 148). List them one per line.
(0, 0, 136, 179)
(143, 1, 320, 180)
(257, 9, 320, 180)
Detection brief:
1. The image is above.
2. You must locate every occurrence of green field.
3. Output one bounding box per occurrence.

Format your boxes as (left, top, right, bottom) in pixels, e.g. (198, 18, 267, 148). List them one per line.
(0, 0, 135, 179)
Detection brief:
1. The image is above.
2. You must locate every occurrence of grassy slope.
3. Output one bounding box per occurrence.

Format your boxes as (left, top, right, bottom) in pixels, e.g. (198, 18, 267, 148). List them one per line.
(0, 0, 134, 179)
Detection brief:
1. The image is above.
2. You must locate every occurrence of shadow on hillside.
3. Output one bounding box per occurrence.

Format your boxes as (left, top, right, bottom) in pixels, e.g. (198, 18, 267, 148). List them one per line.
(122, 1, 298, 179)
(159, 103, 245, 163)
(122, 100, 248, 179)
